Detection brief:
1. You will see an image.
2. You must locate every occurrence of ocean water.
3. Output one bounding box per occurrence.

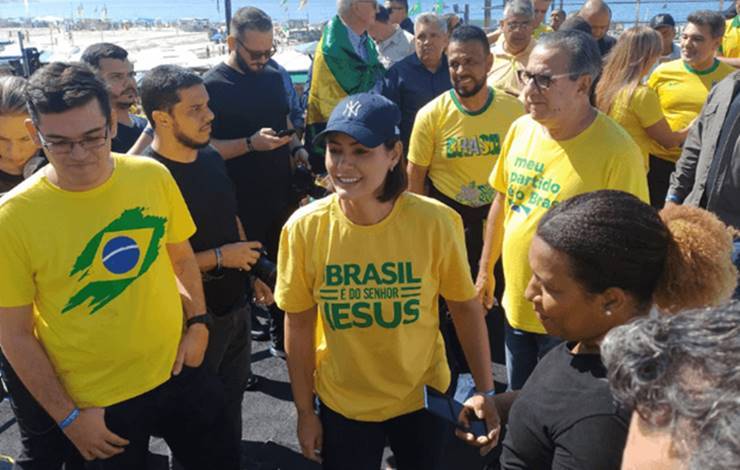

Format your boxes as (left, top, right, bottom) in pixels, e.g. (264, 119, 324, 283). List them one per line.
(0, 0, 730, 24)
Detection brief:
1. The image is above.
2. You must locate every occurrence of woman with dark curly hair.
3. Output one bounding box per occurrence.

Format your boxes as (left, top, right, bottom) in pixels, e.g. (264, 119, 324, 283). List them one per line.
(602, 302, 740, 470)
(471, 190, 737, 470)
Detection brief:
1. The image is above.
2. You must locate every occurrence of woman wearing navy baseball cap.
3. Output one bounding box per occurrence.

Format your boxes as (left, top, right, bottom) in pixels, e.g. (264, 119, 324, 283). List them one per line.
(274, 93, 498, 468)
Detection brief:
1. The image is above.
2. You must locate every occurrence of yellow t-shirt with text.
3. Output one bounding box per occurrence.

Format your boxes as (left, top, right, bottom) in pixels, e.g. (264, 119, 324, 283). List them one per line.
(490, 113, 648, 333)
(0, 154, 195, 408)
(721, 17, 740, 59)
(647, 59, 733, 161)
(608, 85, 665, 171)
(275, 193, 476, 421)
(408, 87, 525, 207)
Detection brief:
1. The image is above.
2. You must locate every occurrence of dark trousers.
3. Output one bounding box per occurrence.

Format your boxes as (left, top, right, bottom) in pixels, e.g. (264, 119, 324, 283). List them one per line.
(319, 403, 449, 470)
(239, 201, 294, 348)
(201, 300, 251, 461)
(648, 155, 676, 209)
(0, 353, 84, 469)
(1, 355, 236, 470)
(428, 185, 505, 378)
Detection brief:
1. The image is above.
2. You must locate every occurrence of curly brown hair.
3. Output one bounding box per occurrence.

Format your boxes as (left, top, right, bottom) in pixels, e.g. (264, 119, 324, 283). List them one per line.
(654, 204, 738, 313)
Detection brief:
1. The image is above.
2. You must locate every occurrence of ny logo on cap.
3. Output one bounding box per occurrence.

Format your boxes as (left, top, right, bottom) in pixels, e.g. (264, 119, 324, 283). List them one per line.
(343, 99, 362, 119)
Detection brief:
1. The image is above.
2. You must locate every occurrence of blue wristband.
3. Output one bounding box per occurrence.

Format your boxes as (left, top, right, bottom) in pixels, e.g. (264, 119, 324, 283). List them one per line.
(58, 408, 80, 430)
(665, 194, 682, 204)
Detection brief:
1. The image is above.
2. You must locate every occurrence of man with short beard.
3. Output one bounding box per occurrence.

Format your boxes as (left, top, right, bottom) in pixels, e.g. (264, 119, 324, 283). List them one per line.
(204, 7, 307, 358)
(407, 25, 524, 387)
(81, 43, 147, 153)
(139, 64, 270, 464)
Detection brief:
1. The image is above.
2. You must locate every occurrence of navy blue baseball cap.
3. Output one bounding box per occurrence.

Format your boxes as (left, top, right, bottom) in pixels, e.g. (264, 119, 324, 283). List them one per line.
(313, 93, 401, 148)
(650, 14, 675, 29)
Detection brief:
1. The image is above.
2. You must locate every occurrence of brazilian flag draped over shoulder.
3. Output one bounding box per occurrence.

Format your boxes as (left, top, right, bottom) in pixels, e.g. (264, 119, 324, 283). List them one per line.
(305, 15, 386, 170)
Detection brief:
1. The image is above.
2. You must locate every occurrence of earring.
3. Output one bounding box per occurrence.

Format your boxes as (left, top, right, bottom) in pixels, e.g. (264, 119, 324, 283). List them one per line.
(604, 309, 612, 317)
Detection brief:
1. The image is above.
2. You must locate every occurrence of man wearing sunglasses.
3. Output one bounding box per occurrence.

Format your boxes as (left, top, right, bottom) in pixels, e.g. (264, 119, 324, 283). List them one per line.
(204, 7, 307, 359)
(476, 30, 648, 391)
(0, 62, 236, 468)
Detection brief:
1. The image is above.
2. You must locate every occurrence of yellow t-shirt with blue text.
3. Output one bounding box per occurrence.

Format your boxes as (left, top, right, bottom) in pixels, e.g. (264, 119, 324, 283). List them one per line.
(608, 85, 665, 171)
(275, 192, 476, 421)
(647, 59, 733, 162)
(0, 154, 195, 408)
(721, 16, 740, 59)
(490, 113, 648, 334)
(408, 87, 525, 207)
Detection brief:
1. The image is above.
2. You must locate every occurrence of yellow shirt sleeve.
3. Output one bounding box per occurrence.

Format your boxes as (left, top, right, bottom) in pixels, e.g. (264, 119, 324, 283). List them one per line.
(632, 87, 664, 129)
(0, 205, 34, 306)
(163, 169, 196, 244)
(275, 221, 315, 313)
(406, 102, 436, 168)
(438, 209, 477, 302)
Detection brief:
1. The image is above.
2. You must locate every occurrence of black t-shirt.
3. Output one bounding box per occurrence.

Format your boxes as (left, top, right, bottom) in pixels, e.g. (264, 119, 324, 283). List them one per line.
(112, 114, 147, 154)
(598, 35, 617, 57)
(0, 169, 23, 195)
(501, 342, 630, 470)
(203, 62, 292, 220)
(145, 146, 247, 315)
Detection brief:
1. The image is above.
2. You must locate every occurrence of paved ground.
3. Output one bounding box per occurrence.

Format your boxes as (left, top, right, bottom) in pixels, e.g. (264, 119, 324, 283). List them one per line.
(0, 309, 506, 469)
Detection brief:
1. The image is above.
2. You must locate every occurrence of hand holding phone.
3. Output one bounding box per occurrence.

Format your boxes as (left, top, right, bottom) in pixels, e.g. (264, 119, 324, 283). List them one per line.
(424, 386, 487, 438)
(276, 128, 297, 137)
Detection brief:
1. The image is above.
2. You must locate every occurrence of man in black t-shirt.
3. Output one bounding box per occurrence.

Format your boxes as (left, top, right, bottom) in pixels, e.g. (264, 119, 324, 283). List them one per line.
(81, 43, 149, 153)
(204, 7, 309, 356)
(140, 64, 274, 462)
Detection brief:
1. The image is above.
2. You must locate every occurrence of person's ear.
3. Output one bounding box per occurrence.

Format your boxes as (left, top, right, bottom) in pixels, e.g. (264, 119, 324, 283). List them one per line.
(226, 35, 237, 54)
(151, 110, 170, 130)
(485, 51, 494, 74)
(600, 287, 630, 318)
(24, 118, 41, 147)
(577, 74, 593, 96)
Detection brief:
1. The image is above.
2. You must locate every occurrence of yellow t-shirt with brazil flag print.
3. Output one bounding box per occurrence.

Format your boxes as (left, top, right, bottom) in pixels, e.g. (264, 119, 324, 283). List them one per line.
(490, 113, 648, 334)
(0, 154, 195, 408)
(275, 192, 476, 421)
(408, 87, 524, 207)
(647, 58, 733, 162)
(721, 16, 740, 59)
(608, 85, 665, 171)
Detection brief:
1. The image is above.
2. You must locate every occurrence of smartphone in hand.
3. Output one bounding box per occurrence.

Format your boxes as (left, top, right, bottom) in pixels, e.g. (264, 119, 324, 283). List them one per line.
(424, 386, 488, 437)
(276, 129, 297, 137)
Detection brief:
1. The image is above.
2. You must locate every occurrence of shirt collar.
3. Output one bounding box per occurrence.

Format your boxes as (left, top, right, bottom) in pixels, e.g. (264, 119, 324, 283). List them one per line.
(411, 51, 448, 74)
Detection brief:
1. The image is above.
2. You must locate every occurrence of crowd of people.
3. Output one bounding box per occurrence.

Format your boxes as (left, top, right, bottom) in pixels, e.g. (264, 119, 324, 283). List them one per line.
(0, 0, 738, 469)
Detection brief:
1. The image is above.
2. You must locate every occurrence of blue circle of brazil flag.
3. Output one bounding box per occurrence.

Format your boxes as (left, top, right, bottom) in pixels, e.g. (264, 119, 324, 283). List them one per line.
(102, 236, 141, 275)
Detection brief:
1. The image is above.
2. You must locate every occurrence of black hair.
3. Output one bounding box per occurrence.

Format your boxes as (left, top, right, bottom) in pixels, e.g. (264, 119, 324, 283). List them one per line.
(376, 5, 391, 23)
(80, 42, 129, 69)
(559, 15, 593, 35)
(536, 190, 670, 307)
(25, 62, 111, 126)
(139, 64, 203, 129)
(231, 6, 273, 38)
(449, 24, 490, 56)
(377, 136, 407, 203)
(687, 10, 726, 39)
(388, 0, 408, 10)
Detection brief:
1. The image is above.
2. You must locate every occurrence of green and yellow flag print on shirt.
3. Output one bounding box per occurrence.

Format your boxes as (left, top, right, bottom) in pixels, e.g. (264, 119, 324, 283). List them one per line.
(64, 207, 166, 315)
(0, 155, 196, 408)
(275, 193, 476, 422)
(408, 87, 524, 207)
(305, 15, 386, 158)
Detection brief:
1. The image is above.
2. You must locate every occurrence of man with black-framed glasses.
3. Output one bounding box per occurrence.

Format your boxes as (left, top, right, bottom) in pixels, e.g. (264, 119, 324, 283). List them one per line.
(0, 62, 237, 468)
(487, 0, 537, 97)
(204, 6, 307, 358)
(385, 0, 414, 35)
(476, 30, 648, 391)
